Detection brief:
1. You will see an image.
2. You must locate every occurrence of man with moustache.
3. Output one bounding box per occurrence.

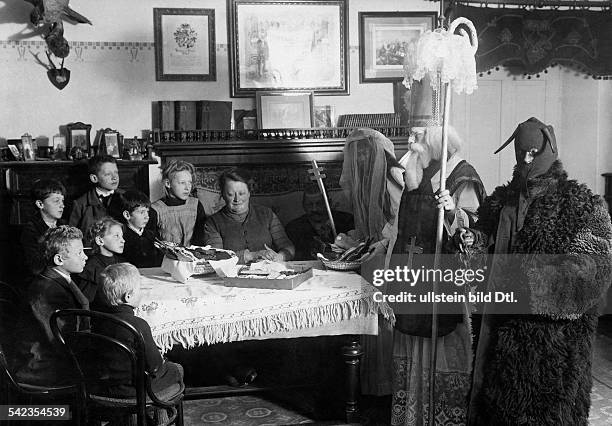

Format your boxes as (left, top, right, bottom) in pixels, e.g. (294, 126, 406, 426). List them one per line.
(456, 117, 612, 425)
(391, 125, 485, 426)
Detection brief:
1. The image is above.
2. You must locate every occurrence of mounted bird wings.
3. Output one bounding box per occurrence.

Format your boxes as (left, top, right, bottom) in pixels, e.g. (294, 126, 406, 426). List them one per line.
(23, 0, 91, 88)
(25, 0, 92, 27)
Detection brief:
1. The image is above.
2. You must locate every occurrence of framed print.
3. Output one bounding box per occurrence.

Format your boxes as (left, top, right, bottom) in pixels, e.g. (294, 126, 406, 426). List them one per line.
(21, 134, 35, 161)
(101, 129, 123, 158)
(256, 91, 314, 129)
(313, 105, 336, 127)
(228, 0, 349, 97)
(52, 135, 67, 160)
(66, 122, 92, 154)
(8, 144, 21, 161)
(359, 11, 437, 83)
(154, 8, 216, 81)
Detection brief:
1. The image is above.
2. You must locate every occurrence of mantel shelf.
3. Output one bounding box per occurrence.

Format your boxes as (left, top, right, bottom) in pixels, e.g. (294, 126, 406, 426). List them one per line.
(153, 134, 409, 166)
(152, 126, 410, 165)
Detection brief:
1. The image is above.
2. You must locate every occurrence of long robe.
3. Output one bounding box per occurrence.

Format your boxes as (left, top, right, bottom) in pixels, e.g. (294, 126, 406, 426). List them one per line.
(391, 155, 485, 426)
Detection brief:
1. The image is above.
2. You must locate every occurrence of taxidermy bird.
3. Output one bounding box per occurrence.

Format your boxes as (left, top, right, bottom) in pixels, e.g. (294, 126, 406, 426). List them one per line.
(24, 0, 91, 58)
(25, 0, 92, 27)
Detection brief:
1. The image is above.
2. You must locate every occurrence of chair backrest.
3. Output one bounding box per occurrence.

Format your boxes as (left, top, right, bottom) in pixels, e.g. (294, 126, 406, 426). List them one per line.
(0, 281, 24, 375)
(0, 282, 77, 405)
(50, 309, 148, 420)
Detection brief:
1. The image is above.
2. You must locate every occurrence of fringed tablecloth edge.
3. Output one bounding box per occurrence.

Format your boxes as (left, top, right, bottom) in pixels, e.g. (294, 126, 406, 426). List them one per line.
(154, 296, 392, 353)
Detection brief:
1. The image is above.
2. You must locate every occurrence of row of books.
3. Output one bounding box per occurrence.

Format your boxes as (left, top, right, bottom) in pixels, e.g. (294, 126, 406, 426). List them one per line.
(155, 101, 233, 131)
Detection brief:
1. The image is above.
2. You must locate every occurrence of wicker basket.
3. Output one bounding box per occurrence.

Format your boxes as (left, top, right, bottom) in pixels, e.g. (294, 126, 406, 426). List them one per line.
(320, 258, 362, 271)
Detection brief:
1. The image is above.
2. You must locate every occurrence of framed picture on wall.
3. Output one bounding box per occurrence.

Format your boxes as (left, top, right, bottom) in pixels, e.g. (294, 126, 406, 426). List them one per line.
(228, 0, 349, 97)
(256, 91, 314, 129)
(154, 8, 216, 81)
(359, 11, 437, 83)
(66, 122, 92, 154)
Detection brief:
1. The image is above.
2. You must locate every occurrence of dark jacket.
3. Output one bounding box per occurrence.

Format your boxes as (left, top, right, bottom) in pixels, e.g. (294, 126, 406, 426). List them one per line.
(285, 210, 354, 260)
(467, 161, 612, 426)
(94, 304, 183, 397)
(74, 253, 122, 307)
(15, 267, 89, 386)
(122, 226, 163, 268)
(68, 188, 124, 240)
(18, 214, 66, 285)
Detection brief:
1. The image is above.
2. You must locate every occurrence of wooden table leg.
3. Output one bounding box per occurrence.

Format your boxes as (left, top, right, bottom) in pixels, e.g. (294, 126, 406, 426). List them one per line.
(342, 335, 363, 424)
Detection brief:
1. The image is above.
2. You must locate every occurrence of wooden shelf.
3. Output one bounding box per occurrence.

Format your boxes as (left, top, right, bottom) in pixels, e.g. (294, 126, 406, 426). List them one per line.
(153, 126, 410, 165)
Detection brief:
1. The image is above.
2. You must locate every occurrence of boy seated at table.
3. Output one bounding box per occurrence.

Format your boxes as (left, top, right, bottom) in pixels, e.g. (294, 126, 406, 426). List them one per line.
(151, 160, 206, 246)
(119, 189, 163, 268)
(74, 216, 124, 306)
(17, 178, 67, 285)
(15, 225, 89, 385)
(96, 263, 184, 399)
(69, 155, 123, 244)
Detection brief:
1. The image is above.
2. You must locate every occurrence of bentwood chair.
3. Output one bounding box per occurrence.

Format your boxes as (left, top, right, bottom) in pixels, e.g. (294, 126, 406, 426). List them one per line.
(0, 281, 78, 424)
(50, 309, 184, 426)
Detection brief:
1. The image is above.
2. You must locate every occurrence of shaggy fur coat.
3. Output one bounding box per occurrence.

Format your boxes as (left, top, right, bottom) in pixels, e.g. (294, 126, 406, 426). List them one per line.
(467, 161, 612, 426)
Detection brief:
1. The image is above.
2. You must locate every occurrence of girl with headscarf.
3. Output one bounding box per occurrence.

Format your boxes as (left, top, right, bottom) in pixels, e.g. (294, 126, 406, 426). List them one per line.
(339, 128, 405, 396)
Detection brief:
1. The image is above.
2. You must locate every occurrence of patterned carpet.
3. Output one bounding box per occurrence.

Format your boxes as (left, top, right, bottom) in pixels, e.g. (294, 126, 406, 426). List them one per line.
(183, 318, 612, 425)
(183, 395, 314, 425)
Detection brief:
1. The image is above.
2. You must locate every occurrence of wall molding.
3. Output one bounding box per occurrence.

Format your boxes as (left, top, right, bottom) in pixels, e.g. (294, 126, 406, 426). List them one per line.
(0, 40, 232, 51)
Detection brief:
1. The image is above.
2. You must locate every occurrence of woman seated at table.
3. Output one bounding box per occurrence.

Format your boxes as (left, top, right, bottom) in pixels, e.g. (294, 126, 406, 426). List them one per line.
(204, 168, 295, 263)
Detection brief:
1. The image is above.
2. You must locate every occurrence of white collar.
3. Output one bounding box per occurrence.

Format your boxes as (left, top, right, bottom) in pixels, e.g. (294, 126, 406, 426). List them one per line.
(128, 223, 144, 236)
(96, 188, 114, 197)
(53, 267, 72, 283)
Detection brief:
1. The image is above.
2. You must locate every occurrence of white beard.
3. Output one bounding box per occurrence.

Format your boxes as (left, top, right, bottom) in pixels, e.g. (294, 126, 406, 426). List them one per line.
(403, 142, 431, 191)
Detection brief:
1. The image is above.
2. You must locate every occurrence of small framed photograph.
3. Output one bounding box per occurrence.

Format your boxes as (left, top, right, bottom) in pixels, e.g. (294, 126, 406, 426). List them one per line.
(154, 8, 216, 81)
(313, 105, 336, 128)
(256, 91, 314, 129)
(359, 11, 437, 83)
(21, 134, 35, 161)
(100, 129, 123, 158)
(8, 144, 21, 161)
(66, 122, 92, 154)
(52, 135, 67, 160)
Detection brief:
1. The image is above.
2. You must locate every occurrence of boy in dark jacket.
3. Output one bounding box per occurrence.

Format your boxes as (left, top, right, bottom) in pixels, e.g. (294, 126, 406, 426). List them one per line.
(120, 190, 163, 268)
(18, 179, 67, 285)
(96, 263, 183, 398)
(15, 225, 89, 385)
(68, 155, 123, 244)
(74, 217, 124, 306)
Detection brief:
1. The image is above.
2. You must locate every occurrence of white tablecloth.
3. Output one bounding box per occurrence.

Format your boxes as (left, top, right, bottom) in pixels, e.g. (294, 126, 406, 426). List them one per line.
(136, 263, 392, 352)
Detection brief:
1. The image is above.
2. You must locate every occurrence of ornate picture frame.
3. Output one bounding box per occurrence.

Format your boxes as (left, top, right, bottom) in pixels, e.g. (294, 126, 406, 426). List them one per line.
(228, 0, 349, 97)
(66, 122, 92, 155)
(100, 128, 123, 158)
(359, 11, 437, 83)
(154, 8, 216, 81)
(256, 91, 314, 129)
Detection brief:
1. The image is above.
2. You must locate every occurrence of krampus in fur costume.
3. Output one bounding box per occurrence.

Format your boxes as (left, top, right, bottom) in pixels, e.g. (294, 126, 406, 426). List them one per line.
(458, 118, 612, 425)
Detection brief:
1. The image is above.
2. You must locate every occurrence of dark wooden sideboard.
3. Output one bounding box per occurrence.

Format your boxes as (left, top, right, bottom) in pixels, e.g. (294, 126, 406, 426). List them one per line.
(0, 159, 155, 281)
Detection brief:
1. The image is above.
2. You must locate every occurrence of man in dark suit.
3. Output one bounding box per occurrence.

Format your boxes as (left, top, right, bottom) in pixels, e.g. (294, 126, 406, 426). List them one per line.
(285, 186, 353, 260)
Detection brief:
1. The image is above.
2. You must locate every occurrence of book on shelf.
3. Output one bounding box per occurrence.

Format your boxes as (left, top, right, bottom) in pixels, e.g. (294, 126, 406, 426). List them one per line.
(156, 100, 233, 131)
